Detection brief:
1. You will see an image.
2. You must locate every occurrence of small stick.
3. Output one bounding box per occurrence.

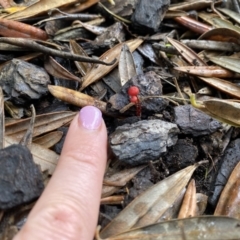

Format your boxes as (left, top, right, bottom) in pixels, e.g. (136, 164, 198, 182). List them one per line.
(0, 37, 116, 66)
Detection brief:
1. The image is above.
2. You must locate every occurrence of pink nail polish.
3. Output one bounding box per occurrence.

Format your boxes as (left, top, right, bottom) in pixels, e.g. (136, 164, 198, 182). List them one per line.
(79, 106, 102, 130)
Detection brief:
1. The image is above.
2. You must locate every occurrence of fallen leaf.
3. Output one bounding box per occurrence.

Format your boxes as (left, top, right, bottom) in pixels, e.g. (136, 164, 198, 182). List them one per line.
(5, 136, 58, 174)
(100, 164, 198, 238)
(178, 179, 196, 219)
(167, 37, 207, 66)
(99, 216, 240, 240)
(5, 111, 75, 140)
(175, 66, 240, 78)
(118, 44, 136, 87)
(33, 131, 63, 149)
(80, 38, 143, 90)
(102, 165, 146, 198)
(48, 85, 109, 114)
(214, 161, 240, 219)
(190, 94, 240, 126)
(208, 56, 240, 74)
(198, 76, 240, 99)
(69, 40, 93, 76)
(44, 56, 82, 82)
(4, 0, 78, 20)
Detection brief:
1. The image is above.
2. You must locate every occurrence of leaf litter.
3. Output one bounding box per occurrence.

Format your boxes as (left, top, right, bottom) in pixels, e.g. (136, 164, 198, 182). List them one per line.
(1, 0, 240, 239)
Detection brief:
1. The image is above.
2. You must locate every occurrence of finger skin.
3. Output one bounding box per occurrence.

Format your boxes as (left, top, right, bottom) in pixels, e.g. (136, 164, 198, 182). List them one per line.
(14, 113, 107, 240)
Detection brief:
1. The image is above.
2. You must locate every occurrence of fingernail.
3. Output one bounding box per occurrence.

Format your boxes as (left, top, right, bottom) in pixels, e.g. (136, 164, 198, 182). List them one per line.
(79, 106, 102, 130)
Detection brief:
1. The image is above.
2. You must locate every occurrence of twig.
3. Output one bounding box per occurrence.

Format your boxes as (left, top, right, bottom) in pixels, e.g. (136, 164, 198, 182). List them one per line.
(0, 37, 116, 66)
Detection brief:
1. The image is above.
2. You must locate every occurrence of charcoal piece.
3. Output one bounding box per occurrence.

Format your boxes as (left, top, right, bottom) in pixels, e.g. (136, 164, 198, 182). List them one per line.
(131, 0, 170, 32)
(164, 139, 198, 171)
(94, 22, 126, 49)
(138, 43, 161, 65)
(53, 127, 69, 154)
(100, 0, 137, 18)
(208, 138, 240, 207)
(108, 71, 169, 115)
(110, 119, 179, 165)
(0, 144, 44, 210)
(132, 51, 144, 75)
(174, 105, 222, 136)
(0, 59, 50, 106)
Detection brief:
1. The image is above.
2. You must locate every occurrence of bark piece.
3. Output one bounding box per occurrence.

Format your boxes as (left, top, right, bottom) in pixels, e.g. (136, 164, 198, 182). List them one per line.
(131, 0, 170, 32)
(110, 119, 179, 165)
(0, 59, 50, 106)
(0, 144, 44, 210)
(174, 104, 221, 136)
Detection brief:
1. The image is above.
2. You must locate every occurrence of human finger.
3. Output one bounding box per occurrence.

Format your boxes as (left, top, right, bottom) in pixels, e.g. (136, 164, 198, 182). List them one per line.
(14, 106, 107, 240)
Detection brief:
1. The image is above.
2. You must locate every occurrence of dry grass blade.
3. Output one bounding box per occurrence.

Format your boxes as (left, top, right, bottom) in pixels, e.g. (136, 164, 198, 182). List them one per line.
(80, 38, 143, 90)
(102, 165, 146, 198)
(178, 179, 196, 219)
(175, 66, 240, 78)
(44, 56, 82, 82)
(214, 161, 240, 218)
(48, 85, 108, 114)
(5, 111, 75, 140)
(5, 0, 78, 20)
(169, 0, 213, 11)
(5, 136, 58, 174)
(33, 131, 63, 149)
(118, 44, 136, 86)
(167, 37, 207, 66)
(100, 164, 198, 238)
(0, 87, 4, 149)
(208, 56, 240, 74)
(99, 216, 240, 240)
(198, 76, 240, 99)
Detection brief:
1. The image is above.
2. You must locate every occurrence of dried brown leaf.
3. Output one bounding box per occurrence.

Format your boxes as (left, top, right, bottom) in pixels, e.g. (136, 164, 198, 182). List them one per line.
(80, 38, 143, 90)
(208, 56, 240, 74)
(102, 165, 146, 198)
(198, 28, 240, 45)
(215, 161, 240, 219)
(118, 44, 136, 86)
(196, 193, 208, 215)
(33, 131, 63, 149)
(167, 37, 207, 66)
(5, 136, 58, 174)
(190, 94, 240, 126)
(44, 56, 82, 82)
(69, 40, 93, 76)
(100, 164, 198, 238)
(178, 179, 197, 219)
(5, 0, 78, 20)
(100, 216, 240, 240)
(175, 66, 240, 78)
(198, 76, 240, 99)
(48, 85, 109, 114)
(5, 111, 75, 140)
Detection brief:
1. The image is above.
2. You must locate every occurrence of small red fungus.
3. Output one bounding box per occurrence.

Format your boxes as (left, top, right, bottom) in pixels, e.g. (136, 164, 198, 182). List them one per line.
(127, 86, 141, 117)
(128, 86, 140, 97)
(130, 95, 138, 103)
